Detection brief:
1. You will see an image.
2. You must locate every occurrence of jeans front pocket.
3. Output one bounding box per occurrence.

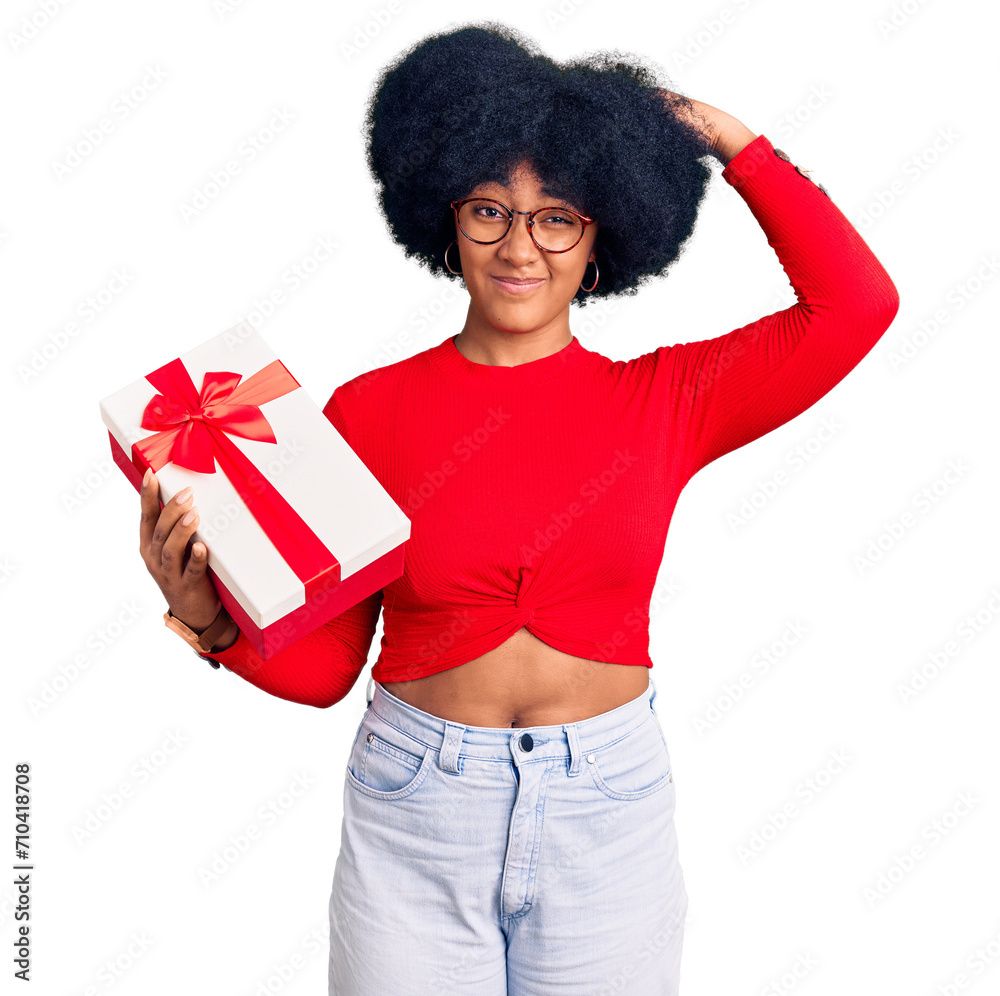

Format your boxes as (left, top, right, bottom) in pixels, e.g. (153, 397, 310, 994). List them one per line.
(587, 713, 674, 802)
(345, 718, 433, 801)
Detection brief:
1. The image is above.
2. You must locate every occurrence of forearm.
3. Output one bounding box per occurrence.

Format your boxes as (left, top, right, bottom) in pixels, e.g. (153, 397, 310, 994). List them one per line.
(198, 588, 384, 708)
(201, 627, 366, 708)
(722, 134, 899, 315)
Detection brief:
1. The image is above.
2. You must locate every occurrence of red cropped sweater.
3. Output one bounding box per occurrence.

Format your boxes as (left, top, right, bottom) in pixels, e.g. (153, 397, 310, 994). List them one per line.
(202, 134, 900, 708)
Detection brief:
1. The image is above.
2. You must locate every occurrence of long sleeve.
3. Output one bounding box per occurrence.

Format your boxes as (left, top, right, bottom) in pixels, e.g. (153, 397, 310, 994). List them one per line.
(199, 385, 383, 709)
(658, 133, 900, 482)
(199, 588, 382, 709)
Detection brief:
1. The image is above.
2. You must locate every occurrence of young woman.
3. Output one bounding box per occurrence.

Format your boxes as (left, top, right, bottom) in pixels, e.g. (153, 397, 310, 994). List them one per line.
(138, 22, 899, 996)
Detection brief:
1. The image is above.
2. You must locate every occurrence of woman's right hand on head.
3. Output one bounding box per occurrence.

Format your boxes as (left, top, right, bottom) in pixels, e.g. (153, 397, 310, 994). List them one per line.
(139, 468, 221, 630)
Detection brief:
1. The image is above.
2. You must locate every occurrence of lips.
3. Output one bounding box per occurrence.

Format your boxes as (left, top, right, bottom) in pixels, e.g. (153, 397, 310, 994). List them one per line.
(491, 276, 546, 294)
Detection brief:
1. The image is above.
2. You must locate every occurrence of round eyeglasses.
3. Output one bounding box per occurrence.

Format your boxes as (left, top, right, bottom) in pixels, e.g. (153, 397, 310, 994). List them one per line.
(450, 198, 595, 254)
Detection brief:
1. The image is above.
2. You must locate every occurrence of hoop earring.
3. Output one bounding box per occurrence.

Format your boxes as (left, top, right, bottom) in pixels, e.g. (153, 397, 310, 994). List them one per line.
(580, 258, 599, 293)
(444, 241, 463, 275)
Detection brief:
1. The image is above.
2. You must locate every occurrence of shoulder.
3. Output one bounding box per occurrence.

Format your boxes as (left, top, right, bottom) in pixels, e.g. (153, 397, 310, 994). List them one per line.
(322, 340, 443, 442)
(577, 338, 675, 387)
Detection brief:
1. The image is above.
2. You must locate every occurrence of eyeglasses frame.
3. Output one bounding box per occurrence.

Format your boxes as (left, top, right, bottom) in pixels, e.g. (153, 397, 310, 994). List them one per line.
(450, 197, 596, 254)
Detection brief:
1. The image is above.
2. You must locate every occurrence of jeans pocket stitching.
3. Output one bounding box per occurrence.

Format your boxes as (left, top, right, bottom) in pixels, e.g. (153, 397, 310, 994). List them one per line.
(368, 733, 425, 770)
(588, 762, 674, 802)
(347, 734, 433, 800)
(587, 719, 674, 802)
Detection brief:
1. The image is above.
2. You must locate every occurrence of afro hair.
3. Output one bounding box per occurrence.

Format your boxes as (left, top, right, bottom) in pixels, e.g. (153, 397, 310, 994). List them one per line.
(363, 21, 714, 305)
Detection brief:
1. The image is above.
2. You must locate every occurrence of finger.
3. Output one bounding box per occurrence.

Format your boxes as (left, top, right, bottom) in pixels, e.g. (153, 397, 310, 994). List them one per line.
(139, 468, 162, 556)
(148, 484, 196, 572)
(158, 504, 200, 582)
(182, 539, 211, 587)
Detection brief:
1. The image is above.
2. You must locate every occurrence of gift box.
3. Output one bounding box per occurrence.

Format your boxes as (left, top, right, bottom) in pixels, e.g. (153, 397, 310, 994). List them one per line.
(99, 324, 410, 658)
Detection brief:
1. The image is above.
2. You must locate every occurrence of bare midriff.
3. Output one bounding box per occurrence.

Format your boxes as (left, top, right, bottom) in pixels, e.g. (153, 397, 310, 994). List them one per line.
(379, 626, 650, 728)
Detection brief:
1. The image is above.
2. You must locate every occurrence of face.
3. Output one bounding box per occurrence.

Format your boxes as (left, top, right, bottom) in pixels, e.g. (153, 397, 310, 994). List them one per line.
(453, 161, 598, 336)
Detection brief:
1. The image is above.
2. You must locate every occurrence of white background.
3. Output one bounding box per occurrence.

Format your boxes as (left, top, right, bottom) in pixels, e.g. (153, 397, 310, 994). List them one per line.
(3, 0, 998, 993)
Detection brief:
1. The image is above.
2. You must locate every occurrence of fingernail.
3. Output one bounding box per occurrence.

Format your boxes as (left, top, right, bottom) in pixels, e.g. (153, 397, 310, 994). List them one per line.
(142, 468, 151, 487)
(176, 487, 192, 504)
(181, 507, 198, 526)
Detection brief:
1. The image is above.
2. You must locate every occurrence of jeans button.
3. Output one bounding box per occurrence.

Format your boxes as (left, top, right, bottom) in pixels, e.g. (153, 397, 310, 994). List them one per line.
(519, 733, 533, 752)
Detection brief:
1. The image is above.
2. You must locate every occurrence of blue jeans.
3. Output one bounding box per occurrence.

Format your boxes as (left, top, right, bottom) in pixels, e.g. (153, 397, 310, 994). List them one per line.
(329, 673, 688, 995)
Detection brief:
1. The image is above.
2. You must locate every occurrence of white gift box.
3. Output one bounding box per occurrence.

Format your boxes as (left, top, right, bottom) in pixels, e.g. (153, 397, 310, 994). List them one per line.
(99, 325, 410, 658)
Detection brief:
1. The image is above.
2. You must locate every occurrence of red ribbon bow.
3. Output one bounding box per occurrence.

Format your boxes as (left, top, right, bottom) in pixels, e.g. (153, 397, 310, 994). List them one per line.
(131, 356, 340, 594)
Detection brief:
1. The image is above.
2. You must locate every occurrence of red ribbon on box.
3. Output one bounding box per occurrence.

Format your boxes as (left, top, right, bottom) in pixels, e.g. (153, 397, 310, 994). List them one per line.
(129, 355, 340, 595)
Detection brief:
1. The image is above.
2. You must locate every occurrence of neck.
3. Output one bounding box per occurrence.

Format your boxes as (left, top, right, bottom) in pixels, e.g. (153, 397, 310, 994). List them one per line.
(453, 306, 573, 367)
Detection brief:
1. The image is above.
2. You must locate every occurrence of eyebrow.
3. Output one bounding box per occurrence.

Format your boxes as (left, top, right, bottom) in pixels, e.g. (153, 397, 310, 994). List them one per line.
(469, 189, 582, 212)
